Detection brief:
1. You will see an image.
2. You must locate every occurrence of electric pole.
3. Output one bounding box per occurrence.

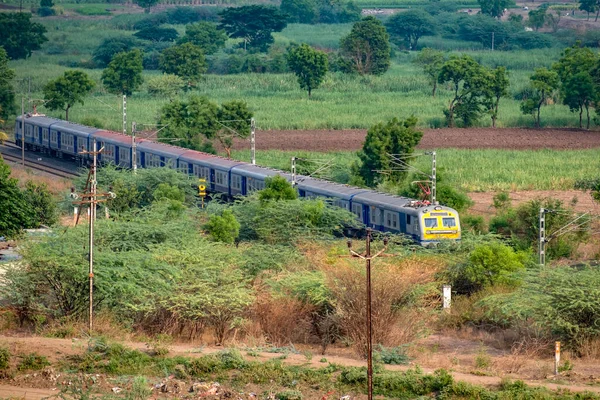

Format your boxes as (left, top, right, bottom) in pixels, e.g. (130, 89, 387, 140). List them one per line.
(539, 208, 547, 267)
(21, 97, 25, 167)
(122, 95, 127, 137)
(132, 121, 137, 173)
(346, 230, 392, 400)
(72, 140, 115, 333)
(491, 32, 495, 51)
(430, 151, 436, 204)
(291, 156, 296, 187)
(250, 118, 256, 165)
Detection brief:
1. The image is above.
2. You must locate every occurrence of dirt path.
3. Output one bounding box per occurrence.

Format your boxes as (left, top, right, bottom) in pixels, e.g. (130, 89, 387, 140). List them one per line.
(230, 128, 600, 152)
(2, 335, 600, 396)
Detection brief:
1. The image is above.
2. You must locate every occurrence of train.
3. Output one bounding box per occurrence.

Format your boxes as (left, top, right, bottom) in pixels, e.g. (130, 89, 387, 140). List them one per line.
(14, 114, 461, 245)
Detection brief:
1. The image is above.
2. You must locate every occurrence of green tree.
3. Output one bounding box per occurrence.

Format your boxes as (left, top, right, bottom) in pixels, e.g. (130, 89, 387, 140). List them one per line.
(43, 70, 96, 121)
(178, 22, 228, 55)
(280, 0, 317, 23)
(354, 117, 422, 187)
(528, 8, 546, 31)
(287, 44, 328, 98)
(385, 9, 435, 50)
(477, 0, 512, 18)
(101, 49, 144, 96)
(218, 5, 288, 52)
(153, 183, 185, 203)
(413, 48, 445, 97)
(147, 74, 185, 100)
(92, 37, 139, 68)
(438, 55, 490, 128)
(134, 0, 159, 13)
(157, 95, 219, 151)
(0, 13, 47, 60)
(553, 44, 597, 83)
(340, 16, 390, 76)
(0, 157, 34, 238)
(0, 48, 15, 120)
(22, 181, 58, 227)
(258, 175, 298, 202)
(563, 72, 596, 129)
(520, 68, 559, 128)
(205, 209, 241, 244)
(545, 10, 561, 32)
(159, 43, 206, 88)
(215, 100, 252, 158)
(485, 66, 510, 128)
(134, 27, 178, 42)
(579, 0, 600, 20)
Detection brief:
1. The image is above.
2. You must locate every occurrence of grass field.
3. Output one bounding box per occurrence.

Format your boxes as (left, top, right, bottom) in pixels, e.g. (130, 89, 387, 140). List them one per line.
(231, 148, 600, 192)
(3, 15, 587, 131)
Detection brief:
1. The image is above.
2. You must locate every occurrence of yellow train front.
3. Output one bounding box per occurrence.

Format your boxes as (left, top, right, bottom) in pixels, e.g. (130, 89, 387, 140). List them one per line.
(418, 206, 461, 244)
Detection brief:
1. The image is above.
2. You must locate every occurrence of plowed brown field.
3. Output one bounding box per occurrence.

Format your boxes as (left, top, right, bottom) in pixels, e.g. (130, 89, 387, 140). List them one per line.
(230, 127, 600, 152)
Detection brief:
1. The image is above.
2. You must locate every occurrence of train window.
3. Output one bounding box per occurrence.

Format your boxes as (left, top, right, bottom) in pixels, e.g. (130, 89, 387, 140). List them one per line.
(164, 158, 174, 168)
(119, 147, 129, 162)
(232, 175, 242, 190)
(425, 218, 438, 228)
(51, 132, 57, 143)
(178, 161, 188, 174)
(42, 129, 48, 141)
(216, 171, 227, 186)
(443, 218, 456, 228)
(406, 215, 411, 225)
(370, 208, 378, 225)
(352, 203, 362, 218)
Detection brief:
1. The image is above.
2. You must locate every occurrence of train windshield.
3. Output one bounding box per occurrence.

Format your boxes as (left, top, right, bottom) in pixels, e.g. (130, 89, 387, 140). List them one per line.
(443, 218, 457, 228)
(424, 218, 438, 228)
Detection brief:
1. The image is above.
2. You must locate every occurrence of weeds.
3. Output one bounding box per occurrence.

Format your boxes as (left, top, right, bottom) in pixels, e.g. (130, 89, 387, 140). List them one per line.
(0, 347, 9, 370)
(374, 345, 410, 365)
(17, 353, 50, 371)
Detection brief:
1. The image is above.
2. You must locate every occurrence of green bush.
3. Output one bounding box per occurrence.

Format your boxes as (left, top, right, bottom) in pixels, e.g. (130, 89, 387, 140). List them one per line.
(447, 242, 525, 294)
(374, 345, 409, 365)
(276, 390, 303, 400)
(205, 209, 240, 244)
(79, 116, 104, 129)
(0, 348, 10, 370)
(460, 214, 486, 233)
(17, 353, 50, 371)
(259, 175, 297, 202)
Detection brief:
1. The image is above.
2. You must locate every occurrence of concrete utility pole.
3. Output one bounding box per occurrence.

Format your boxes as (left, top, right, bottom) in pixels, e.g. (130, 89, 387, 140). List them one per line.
(491, 32, 495, 51)
(346, 230, 392, 400)
(539, 208, 547, 266)
(122, 95, 127, 137)
(291, 156, 297, 186)
(21, 97, 25, 167)
(430, 151, 436, 204)
(72, 140, 115, 333)
(250, 118, 256, 165)
(132, 121, 137, 173)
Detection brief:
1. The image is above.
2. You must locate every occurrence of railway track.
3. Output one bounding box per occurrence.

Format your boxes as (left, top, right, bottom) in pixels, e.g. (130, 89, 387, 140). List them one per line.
(0, 142, 79, 179)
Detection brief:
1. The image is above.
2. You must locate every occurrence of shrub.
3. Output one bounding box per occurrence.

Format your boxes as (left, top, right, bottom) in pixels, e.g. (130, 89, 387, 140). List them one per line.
(460, 214, 486, 233)
(447, 242, 525, 294)
(276, 390, 303, 400)
(205, 209, 240, 244)
(17, 353, 50, 371)
(259, 175, 297, 202)
(0, 348, 10, 370)
(92, 37, 140, 68)
(37, 6, 55, 16)
(134, 27, 178, 42)
(79, 116, 104, 129)
(23, 181, 58, 227)
(374, 345, 409, 365)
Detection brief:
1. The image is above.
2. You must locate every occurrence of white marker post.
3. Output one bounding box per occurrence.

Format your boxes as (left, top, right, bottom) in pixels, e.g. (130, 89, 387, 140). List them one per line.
(442, 285, 451, 311)
(555, 342, 561, 375)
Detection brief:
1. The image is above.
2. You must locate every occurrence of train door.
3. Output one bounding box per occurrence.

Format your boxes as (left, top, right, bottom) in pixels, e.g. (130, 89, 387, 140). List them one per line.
(115, 145, 120, 165)
(399, 212, 407, 234)
(210, 169, 216, 191)
(73, 136, 78, 155)
(298, 189, 306, 197)
(241, 176, 247, 196)
(38, 127, 42, 145)
(362, 204, 370, 225)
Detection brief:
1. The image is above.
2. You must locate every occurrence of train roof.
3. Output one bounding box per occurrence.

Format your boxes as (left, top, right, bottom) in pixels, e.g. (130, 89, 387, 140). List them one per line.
(52, 121, 99, 136)
(296, 177, 369, 200)
(17, 115, 62, 128)
(231, 164, 291, 180)
(137, 141, 189, 158)
(180, 150, 244, 169)
(93, 130, 134, 147)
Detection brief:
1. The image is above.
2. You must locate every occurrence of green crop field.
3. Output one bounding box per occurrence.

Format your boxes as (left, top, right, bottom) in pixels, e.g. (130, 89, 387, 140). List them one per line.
(231, 148, 600, 192)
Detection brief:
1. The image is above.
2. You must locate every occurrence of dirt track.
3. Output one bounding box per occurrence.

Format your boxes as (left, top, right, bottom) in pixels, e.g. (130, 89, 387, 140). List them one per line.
(232, 128, 600, 152)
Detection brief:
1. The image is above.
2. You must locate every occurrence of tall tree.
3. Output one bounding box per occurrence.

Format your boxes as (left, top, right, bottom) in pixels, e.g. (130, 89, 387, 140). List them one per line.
(485, 66, 510, 128)
(520, 68, 559, 128)
(101, 49, 144, 96)
(545, 10, 561, 32)
(0, 157, 35, 238)
(0, 48, 15, 121)
(43, 71, 95, 121)
(134, 0, 159, 13)
(553, 44, 597, 84)
(385, 9, 435, 50)
(157, 96, 220, 151)
(340, 16, 390, 76)
(159, 43, 207, 89)
(563, 72, 596, 129)
(438, 55, 490, 128)
(215, 100, 253, 158)
(0, 13, 47, 60)
(218, 5, 287, 52)
(280, 0, 317, 23)
(477, 0, 512, 18)
(287, 44, 328, 98)
(178, 22, 228, 55)
(93, 37, 139, 68)
(527, 8, 546, 31)
(413, 48, 445, 97)
(354, 116, 422, 187)
(579, 0, 598, 20)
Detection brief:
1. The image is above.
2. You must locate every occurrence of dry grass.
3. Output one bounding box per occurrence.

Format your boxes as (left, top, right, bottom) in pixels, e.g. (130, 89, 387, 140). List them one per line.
(9, 166, 73, 195)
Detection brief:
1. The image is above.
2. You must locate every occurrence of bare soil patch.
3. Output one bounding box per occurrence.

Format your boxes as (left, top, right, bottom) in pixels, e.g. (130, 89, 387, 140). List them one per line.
(230, 128, 600, 152)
